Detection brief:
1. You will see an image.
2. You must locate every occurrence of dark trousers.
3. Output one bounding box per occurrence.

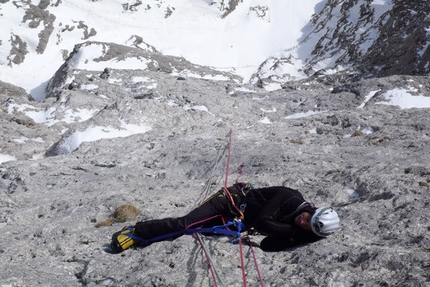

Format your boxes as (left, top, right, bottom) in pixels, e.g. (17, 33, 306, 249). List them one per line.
(134, 187, 244, 243)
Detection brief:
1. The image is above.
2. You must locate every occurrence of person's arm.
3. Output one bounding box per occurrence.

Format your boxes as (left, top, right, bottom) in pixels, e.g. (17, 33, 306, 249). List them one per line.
(260, 235, 296, 251)
(252, 191, 303, 236)
(259, 231, 321, 251)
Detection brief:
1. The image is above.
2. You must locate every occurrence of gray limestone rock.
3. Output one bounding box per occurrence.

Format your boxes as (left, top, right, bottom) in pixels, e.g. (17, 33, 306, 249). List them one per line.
(1, 66, 429, 286)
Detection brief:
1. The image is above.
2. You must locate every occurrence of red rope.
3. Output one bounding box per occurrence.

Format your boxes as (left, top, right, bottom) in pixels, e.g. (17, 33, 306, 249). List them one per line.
(239, 238, 247, 287)
(221, 130, 244, 219)
(224, 130, 247, 286)
(222, 186, 244, 219)
(246, 234, 265, 286)
(185, 214, 224, 231)
(230, 163, 245, 183)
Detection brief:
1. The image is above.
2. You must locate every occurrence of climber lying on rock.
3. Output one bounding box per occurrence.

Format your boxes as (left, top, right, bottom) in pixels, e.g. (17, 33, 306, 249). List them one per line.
(110, 183, 340, 253)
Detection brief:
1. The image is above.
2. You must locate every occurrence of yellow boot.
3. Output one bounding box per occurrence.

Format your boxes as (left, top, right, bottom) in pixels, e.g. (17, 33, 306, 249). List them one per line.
(111, 226, 137, 253)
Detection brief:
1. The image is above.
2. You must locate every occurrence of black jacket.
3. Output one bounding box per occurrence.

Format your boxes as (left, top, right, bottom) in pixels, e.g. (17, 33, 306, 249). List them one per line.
(243, 186, 321, 251)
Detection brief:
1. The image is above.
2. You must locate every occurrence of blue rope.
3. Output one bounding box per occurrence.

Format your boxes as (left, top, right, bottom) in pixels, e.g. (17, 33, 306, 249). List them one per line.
(186, 220, 245, 238)
(126, 220, 246, 245)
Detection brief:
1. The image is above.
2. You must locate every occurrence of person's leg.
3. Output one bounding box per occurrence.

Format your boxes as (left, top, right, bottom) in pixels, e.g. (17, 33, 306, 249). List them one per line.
(133, 191, 229, 241)
(111, 191, 231, 253)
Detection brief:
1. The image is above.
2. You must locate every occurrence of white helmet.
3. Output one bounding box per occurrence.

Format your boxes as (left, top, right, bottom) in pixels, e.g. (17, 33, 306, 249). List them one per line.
(311, 207, 340, 237)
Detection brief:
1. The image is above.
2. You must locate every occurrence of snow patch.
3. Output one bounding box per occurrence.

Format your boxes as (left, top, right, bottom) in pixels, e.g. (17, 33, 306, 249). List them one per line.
(80, 84, 99, 91)
(361, 127, 375, 135)
(57, 121, 152, 154)
(259, 117, 272, 124)
(347, 189, 360, 201)
(260, 107, 276, 113)
(285, 110, 326, 119)
(62, 108, 100, 124)
(264, 82, 283, 91)
(0, 154, 16, 164)
(69, 44, 151, 72)
(376, 88, 430, 109)
(183, 105, 209, 112)
(232, 87, 256, 93)
(358, 90, 380, 109)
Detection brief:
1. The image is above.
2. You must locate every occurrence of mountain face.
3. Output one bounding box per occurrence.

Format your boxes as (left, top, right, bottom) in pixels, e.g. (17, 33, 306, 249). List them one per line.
(306, 0, 430, 78)
(253, 0, 430, 85)
(1, 1, 430, 287)
(360, 0, 430, 77)
(1, 0, 429, 91)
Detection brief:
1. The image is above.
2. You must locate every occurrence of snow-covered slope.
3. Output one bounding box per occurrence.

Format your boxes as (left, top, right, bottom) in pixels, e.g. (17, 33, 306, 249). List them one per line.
(2, 0, 429, 99)
(0, 0, 321, 96)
